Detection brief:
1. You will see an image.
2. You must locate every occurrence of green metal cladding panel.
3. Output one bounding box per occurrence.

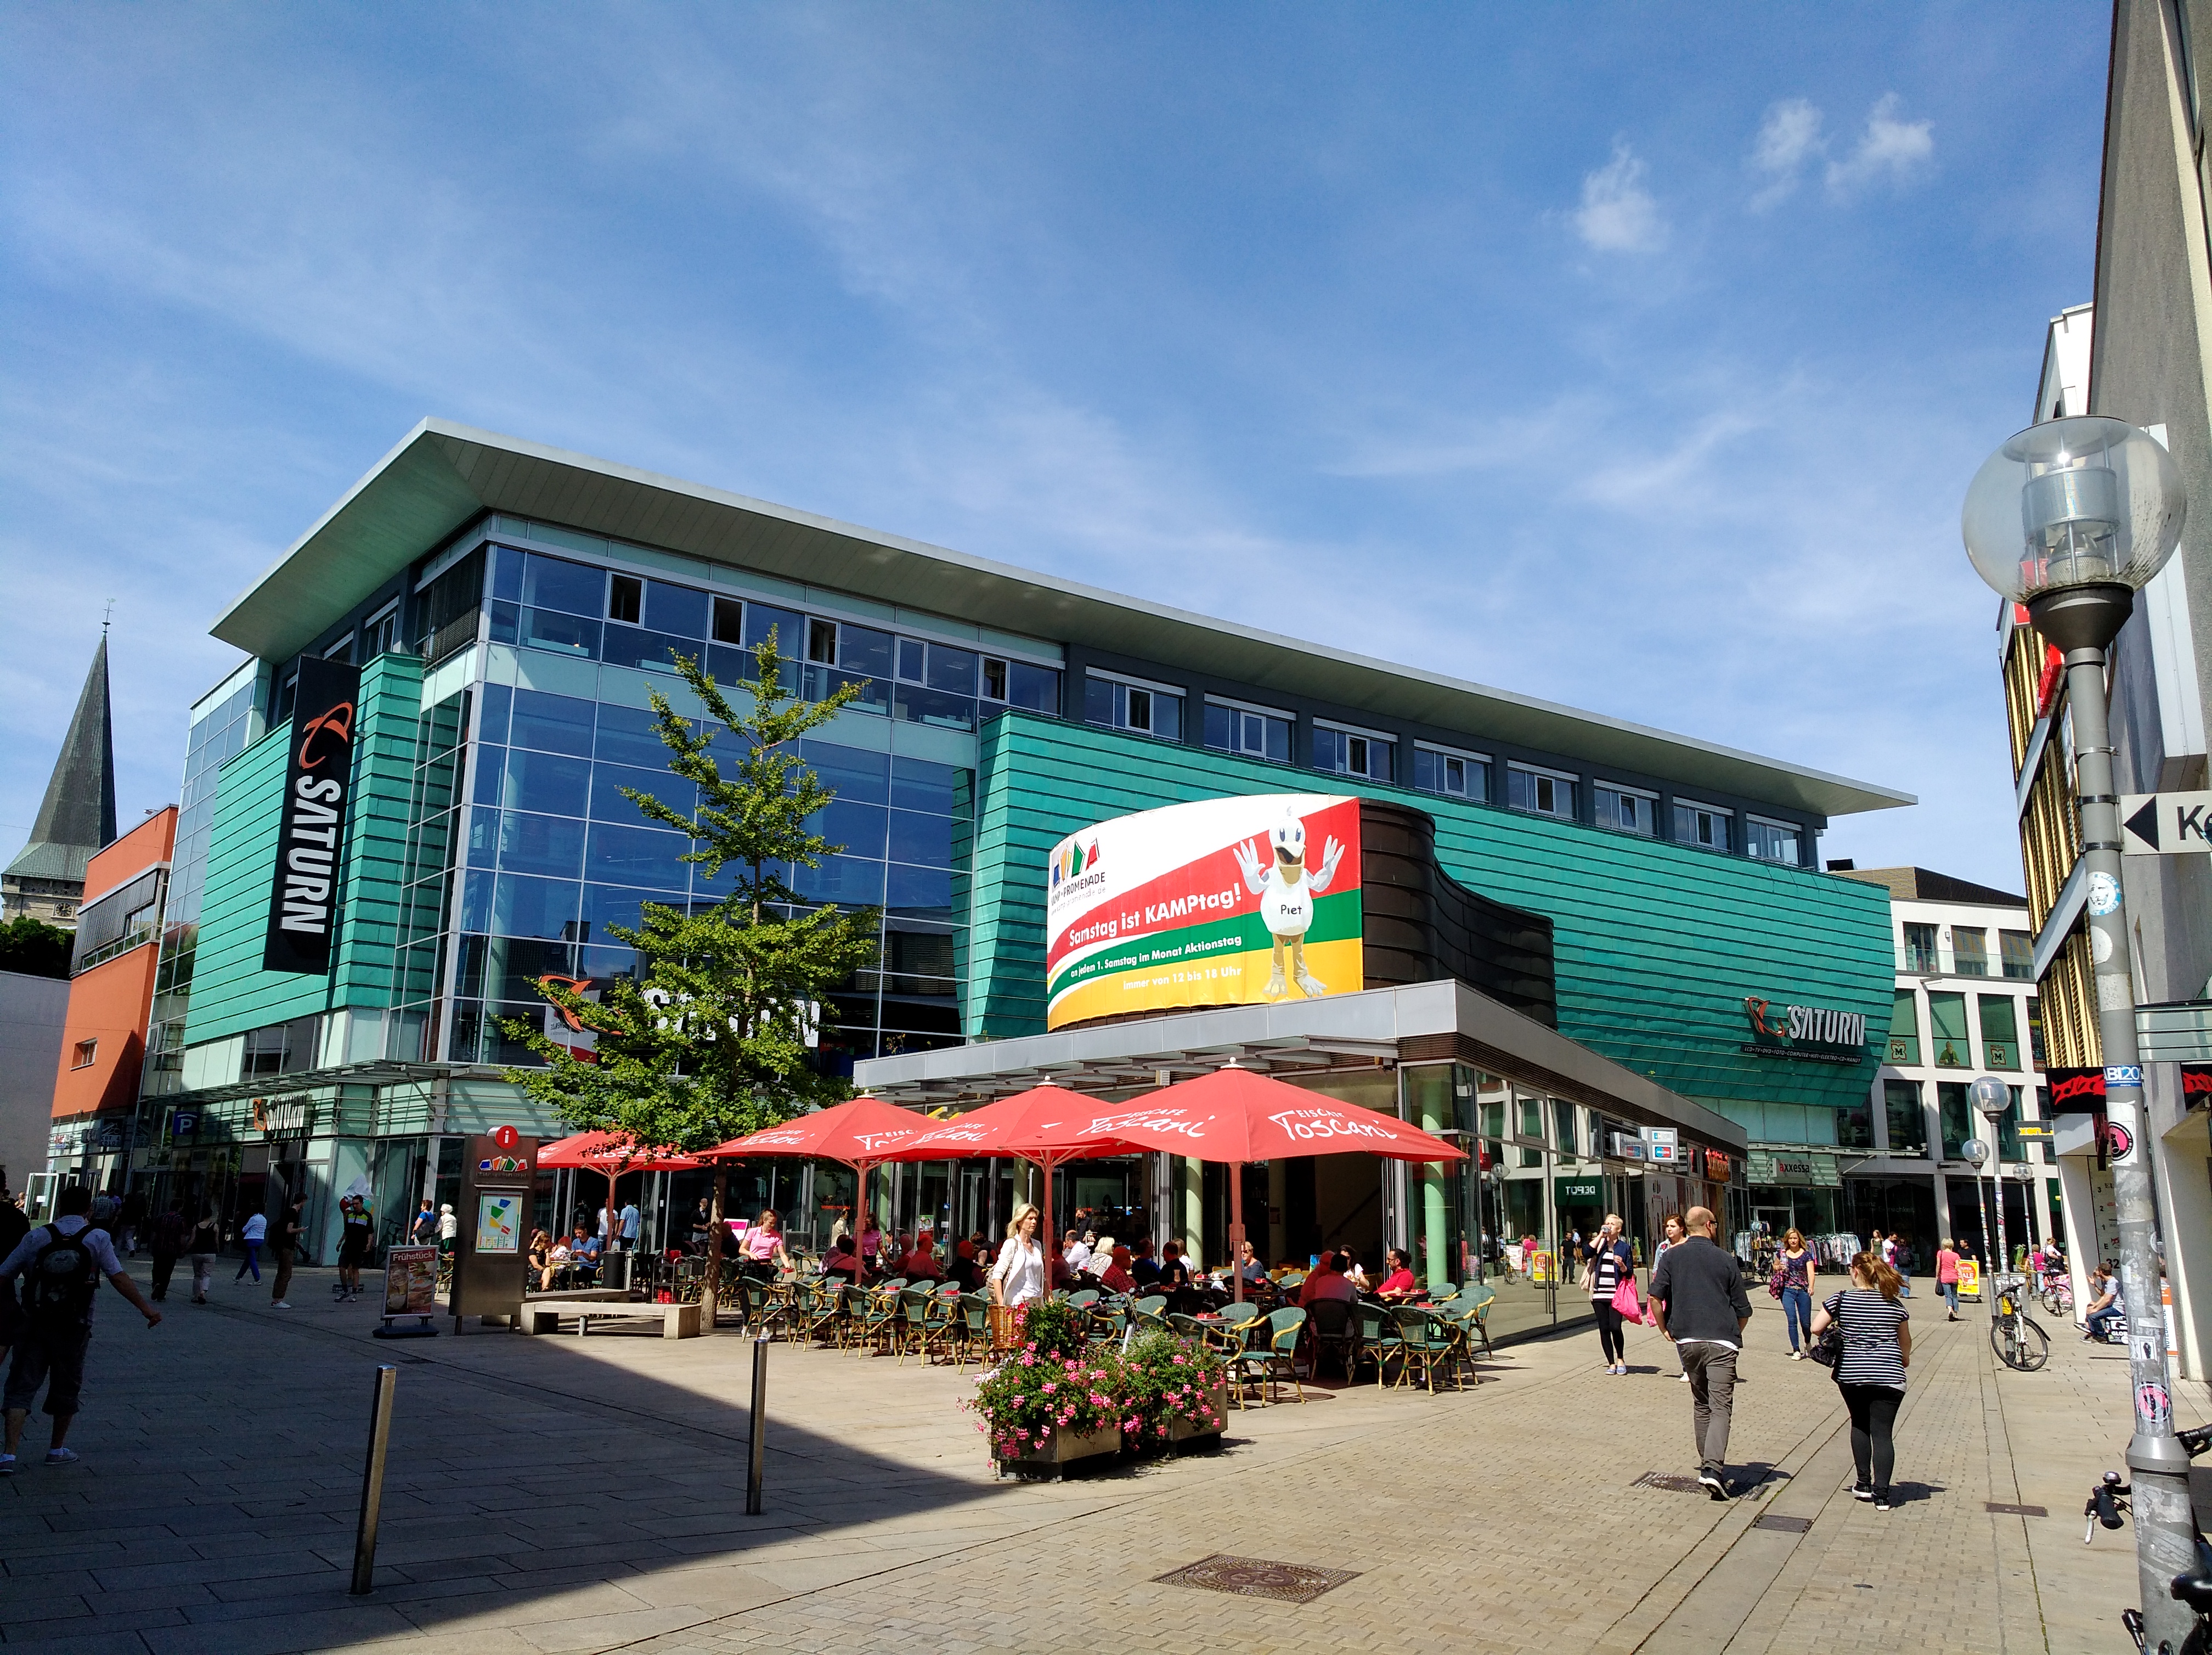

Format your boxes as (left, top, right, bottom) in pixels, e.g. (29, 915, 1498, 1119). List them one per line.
(967, 712, 1893, 1114)
(182, 654, 426, 1048)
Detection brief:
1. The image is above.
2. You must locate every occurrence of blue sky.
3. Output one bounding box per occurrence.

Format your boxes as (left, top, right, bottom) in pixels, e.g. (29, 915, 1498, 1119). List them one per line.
(1, 5, 2110, 888)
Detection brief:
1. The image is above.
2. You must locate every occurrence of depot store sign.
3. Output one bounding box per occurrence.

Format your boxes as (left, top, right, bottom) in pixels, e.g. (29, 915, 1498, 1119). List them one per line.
(1044, 793, 1362, 1031)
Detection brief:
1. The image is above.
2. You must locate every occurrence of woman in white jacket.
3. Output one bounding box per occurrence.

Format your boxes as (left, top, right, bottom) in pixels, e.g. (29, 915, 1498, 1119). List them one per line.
(988, 1204, 1047, 1310)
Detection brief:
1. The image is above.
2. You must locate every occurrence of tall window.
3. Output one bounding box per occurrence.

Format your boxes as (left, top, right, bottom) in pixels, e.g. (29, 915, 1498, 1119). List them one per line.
(1204, 700, 1292, 763)
(1977, 995, 2020, 1069)
(1313, 723, 1393, 782)
(1886, 988, 1920, 1064)
(363, 603, 402, 660)
(1901, 922, 1938, 974)
(1937, 1082, 1973, 1159)
(1553, 1099, 1578, 1158)
(1927, 992, 1970, 1067)
(1672, 799, 1731, 851)
(1414, 744, 1489, 802)
(2000, 930, 2033, 980)
(1951, 926, 1989, 977)
(1884, 1079, 1928, 1154)
(1593, 782, 1655, 835)
(1745, 816, 1802, 864)
(1837, 1091, 1876, 1150)
(1084, 673, 1183, 741)
(2027, 996, 2045, 1065)
(1506, 763, 1575, 819)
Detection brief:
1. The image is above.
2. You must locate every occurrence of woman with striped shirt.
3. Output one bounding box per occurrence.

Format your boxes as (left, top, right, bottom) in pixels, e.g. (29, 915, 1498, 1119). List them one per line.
(1810, 1251, 1912, 1510)
(1585, 1213, 1635, 1376)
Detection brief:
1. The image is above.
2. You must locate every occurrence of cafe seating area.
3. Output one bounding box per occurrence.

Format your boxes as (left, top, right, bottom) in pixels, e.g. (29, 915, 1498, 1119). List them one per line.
(709, 1260, 1503, 1406)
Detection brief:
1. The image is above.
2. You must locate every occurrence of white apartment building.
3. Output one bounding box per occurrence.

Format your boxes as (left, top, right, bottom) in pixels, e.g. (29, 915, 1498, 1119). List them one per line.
(1830, 868, 2073, 1281)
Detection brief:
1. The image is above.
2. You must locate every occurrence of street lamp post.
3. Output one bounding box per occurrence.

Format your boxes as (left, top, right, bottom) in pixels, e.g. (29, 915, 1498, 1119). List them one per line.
(1962, 1137, 1994, 1301)
(1962, 415, 2192, 1646)
(1970, 1077, 2015, 1283)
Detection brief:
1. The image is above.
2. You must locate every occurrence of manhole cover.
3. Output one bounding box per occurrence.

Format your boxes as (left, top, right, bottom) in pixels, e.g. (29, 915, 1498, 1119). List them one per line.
(1155, 1555, 1361, 1603)
(1985, 1502, 2047, 1517)
(1633, 1471, 1704, 1494)
(1753, 1514, 1812, 1533)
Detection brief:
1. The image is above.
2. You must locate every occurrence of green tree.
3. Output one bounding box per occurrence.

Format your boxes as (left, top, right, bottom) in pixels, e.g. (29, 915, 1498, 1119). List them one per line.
(502, 629, 880, 1306)
(0, 916, 72, 980)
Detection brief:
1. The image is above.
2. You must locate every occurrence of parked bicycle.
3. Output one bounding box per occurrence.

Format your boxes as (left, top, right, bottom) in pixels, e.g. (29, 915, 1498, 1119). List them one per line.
(2086, 1423, 2212, 1653)
(1991, 1272, 2051, 1372)
(2041, 1268, 2075, 1318)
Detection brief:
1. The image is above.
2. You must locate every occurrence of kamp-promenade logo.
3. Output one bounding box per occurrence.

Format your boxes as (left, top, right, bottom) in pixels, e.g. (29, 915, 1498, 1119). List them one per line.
(1051, 835, 1102, 887)
(1741, 996, 1871, 1066)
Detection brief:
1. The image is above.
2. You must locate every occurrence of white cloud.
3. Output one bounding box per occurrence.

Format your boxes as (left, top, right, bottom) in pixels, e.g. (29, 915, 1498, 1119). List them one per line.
(1827, 94, 1934, 194)
(1748, 98, 1825, 210)
(1574, 142, 1668, 254)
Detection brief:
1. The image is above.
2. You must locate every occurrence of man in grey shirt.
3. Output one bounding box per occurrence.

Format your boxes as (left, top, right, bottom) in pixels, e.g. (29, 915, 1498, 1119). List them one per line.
(1649, 1206, 1753, 1499)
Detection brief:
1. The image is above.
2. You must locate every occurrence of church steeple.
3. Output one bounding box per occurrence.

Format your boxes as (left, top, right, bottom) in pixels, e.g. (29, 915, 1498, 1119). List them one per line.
(3, 634, 119, 927)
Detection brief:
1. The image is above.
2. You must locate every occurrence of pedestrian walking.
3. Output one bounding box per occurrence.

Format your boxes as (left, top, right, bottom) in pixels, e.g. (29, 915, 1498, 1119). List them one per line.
(0, 1186, 25, 1368)
(437, 1203, 458, 1252)
(1936, 1238, 1962, 1321)
(409, 1198, 438, 1246)
(146, 1200, 185, 1302)
(1772, 1228, 1815, 1359)
(234, 1209, 266, 1283)
(269, 1196, 305, 1308)
(0, 1184, 161, 1472)
(335, 1196, 371, 1301)
(1891, 1232, 1914, 1297)
(1647, 1206, 1753, 1500)
(185, 1207, 221, 1304)
(1810, 1250, 1911, 1510)
(1652, 1214, 1689, 1380)
(1584, 1213, 1635, 1375)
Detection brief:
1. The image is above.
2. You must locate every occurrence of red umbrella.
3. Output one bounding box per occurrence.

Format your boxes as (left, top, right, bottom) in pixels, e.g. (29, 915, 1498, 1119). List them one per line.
(538, 1132, 705, 1258)
(878, 1086, 1152, 1291)
(1001, 1066, 1466, 1302)
(703, 1096, 930, 1263)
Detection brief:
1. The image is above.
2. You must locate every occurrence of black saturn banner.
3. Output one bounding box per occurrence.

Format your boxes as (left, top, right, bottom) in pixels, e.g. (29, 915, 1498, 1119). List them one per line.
(261, 656, 363, 975)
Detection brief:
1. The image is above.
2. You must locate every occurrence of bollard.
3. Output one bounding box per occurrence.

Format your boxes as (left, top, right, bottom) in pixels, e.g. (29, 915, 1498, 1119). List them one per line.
(351, 1365, 399, 1594)
(746, 1333, 769, 1514)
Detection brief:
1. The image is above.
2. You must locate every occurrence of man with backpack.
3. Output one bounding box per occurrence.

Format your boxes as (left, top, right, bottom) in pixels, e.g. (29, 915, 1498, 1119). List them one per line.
(0, 1184, 160, 1472)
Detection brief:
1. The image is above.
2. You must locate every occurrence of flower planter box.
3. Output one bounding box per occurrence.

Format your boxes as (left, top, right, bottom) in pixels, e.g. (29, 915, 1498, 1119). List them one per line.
(1169, 1378, 1229, 1453)
(996, 1421, 1122, 1481)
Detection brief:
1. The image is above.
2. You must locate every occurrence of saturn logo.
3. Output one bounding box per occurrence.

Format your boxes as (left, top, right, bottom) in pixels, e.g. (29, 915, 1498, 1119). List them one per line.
(297, 701, 356, 769)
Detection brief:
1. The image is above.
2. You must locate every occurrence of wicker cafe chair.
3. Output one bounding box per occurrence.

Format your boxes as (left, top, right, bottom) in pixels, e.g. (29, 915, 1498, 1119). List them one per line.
(1305, 1296, 1361, 1382)
(946, 1292, 989, 1370)
(1446, 1283, 1497, 1361)
(1131, 1296, 1171, 1334)
(1168, 1313, 1250, 1409)
(1244, 1308, 1306, 1404)
(1065, 1288, 1100, 1311)
(896, 1287, 951, 1366)
(1391, 1305, 1463, 1394)
(858, 1284, 905, 1356)
(1352, 1302, 1402, 1388)
(792, 1281, 840, 1348)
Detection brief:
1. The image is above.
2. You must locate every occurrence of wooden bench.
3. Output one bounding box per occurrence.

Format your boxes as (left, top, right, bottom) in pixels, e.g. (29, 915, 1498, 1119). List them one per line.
(520, 1299, 703, 1339)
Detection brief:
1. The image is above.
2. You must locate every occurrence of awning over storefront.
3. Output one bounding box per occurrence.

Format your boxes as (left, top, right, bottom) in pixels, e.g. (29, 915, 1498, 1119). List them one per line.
(854, 978, 1746, 1153)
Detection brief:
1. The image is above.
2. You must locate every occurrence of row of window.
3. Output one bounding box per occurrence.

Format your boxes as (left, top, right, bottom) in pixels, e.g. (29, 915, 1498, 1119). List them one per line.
(1898, 921, 2034, 980)
(1084, 668, 1807, 861)
(1837, 1079, 2040, 1163)
(1886, 987, 2039, 1071)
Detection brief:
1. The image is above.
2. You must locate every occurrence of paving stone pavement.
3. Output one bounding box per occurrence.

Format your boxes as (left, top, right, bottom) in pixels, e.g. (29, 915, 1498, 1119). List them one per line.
(1, 1265, 2204, 1654)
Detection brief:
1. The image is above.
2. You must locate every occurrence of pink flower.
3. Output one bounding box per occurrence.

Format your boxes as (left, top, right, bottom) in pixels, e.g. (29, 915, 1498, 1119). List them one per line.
(1041, 1382, 1056, 1394)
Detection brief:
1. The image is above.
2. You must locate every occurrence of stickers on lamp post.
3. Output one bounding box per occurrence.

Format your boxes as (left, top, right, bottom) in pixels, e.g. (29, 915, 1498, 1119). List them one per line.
(2086, 871, 2122, 916)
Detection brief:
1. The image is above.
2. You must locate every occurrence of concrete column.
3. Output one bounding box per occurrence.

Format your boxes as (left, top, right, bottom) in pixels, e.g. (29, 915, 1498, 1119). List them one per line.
(2150, 1123, 2211, 1381)
(1181, 1157, 1204, 1267)
(2056, 1153, 2097, 1324)
(1406, 1066, 1453, 1290)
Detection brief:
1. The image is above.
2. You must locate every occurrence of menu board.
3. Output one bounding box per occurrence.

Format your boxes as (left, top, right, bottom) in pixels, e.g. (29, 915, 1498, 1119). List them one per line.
(383, 1245, 439, 1315)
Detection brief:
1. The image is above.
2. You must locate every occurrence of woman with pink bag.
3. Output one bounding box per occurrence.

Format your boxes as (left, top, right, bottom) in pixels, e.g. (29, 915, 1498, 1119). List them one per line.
(1584, 1213, 1638, 1375)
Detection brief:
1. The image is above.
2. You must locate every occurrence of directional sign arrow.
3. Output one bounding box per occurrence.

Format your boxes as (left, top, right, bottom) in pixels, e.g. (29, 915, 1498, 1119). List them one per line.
(2125, 796, 2161, 851)
(2120, 790, 2212, 855)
